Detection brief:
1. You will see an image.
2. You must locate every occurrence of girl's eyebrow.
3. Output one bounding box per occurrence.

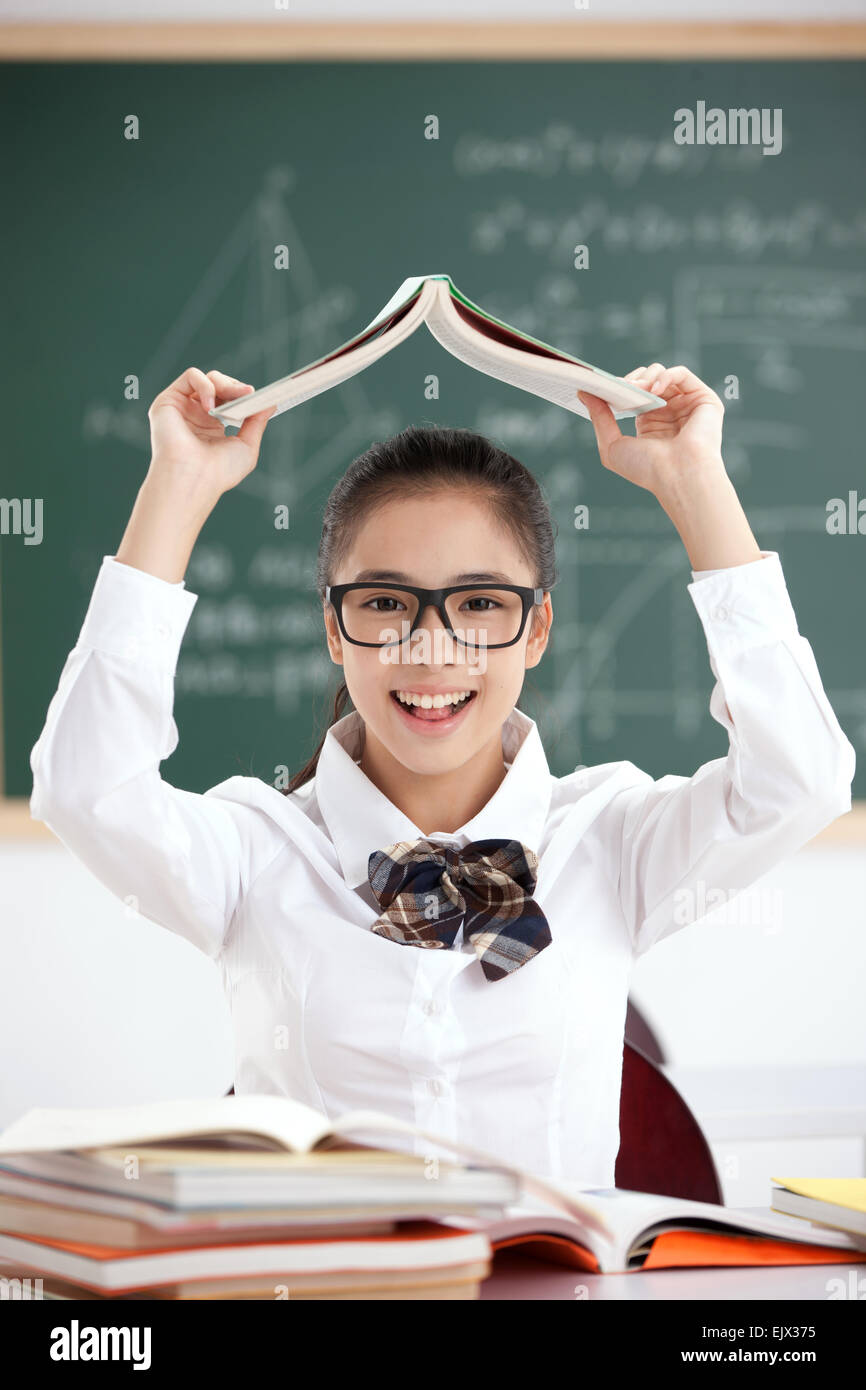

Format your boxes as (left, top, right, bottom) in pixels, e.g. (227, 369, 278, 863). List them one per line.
(352, 569, 515, 584)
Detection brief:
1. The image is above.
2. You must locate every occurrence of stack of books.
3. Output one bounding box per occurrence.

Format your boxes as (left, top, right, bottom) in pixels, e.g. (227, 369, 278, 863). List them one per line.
(0, 1095, 517, 1300)
(2, 1096, 864, 1295)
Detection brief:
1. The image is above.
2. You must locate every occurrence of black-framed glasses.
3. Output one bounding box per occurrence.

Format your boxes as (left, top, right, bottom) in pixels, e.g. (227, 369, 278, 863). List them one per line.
(325, 582, 545, 650)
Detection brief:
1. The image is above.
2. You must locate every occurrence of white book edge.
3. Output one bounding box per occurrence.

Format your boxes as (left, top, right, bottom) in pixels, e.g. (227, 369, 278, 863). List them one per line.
(208, 278, 437, 423)
(0, 1176, 441, 1234)
(0, 1148, 519, 1211)
(423, 279, 650, 419)
(770, 1186, 866, 1238)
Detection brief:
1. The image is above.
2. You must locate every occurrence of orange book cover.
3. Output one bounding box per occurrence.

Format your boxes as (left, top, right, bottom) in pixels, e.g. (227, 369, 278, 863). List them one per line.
(6, 1218, 472, 1263)
(491, 1228, 866, 1273)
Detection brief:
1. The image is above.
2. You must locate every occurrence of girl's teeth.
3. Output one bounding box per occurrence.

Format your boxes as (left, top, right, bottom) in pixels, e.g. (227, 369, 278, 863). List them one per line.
(395, 690, 471, 709)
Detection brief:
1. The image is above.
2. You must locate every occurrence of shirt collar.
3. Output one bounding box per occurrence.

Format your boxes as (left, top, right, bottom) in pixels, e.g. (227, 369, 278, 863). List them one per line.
(314, 706, 553, 889)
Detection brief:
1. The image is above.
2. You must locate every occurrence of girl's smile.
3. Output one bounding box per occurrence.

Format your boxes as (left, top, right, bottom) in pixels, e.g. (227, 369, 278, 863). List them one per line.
(389, 685, 479, 733)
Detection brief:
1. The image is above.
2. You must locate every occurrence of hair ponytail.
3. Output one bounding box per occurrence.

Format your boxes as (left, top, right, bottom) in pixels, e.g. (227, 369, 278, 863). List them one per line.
(284, 679, 352, 794)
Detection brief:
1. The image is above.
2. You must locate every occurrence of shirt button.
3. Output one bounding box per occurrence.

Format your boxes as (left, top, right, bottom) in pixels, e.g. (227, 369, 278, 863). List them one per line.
(423, 1000, 440, 1017)
(427, 1078, 445, 1097)
(714, 605, 729, 622)
(155, 623, 170, 639)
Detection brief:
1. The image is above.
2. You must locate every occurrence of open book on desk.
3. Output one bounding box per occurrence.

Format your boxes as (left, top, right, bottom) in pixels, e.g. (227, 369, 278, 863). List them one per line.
(207, 273, 666, 428)
(441, 1186, 866, 1274)
(2, 1095, 865, 1274)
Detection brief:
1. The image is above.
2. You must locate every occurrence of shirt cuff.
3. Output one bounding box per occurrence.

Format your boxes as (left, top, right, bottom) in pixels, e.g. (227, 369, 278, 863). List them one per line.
(686, 550, 800, 659)
(690, 549, 775, 583)
(76, 555, 199, 673)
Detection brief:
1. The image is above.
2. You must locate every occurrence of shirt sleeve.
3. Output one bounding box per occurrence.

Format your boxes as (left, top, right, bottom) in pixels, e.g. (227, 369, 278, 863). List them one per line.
(29, 557, 285, 960)
(609, 550, 856, 958)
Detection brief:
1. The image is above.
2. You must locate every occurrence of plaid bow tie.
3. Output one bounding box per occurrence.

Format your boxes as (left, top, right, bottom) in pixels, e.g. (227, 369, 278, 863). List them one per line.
(366, 837, 552, 982)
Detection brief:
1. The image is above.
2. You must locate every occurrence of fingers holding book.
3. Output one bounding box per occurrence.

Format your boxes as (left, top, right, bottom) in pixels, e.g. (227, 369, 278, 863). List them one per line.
(145, 366, 278, 500)
(579, 362, 726, 496)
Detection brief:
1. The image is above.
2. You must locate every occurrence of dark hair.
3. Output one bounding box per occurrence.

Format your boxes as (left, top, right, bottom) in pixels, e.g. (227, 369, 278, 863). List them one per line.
(283, 423, 559, 795)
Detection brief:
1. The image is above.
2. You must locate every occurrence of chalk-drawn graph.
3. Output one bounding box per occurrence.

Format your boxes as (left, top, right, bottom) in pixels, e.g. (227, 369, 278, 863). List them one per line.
(538, 264, 866, 767)
(81, 168, 403, 719)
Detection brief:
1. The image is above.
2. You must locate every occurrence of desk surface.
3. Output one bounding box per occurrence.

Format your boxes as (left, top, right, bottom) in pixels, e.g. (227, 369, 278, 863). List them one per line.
(0, 1252, 859, 1300)
(483, 1250, 866, 1300)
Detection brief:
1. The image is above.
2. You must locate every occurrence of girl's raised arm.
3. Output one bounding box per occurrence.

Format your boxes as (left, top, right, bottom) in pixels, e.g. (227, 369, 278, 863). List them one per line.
(579, 364, 855, 956)
(30, 370, 281, 960)
(607, 549, 854, 957)
(117, 366, 275, 583)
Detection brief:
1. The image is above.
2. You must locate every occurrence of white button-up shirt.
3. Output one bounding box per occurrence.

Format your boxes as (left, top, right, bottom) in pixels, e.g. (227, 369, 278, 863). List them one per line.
(29, 552, 855, 1185)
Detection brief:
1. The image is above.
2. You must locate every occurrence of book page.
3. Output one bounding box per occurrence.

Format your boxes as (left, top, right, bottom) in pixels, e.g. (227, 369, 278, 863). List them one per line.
(425, 284, 663, 420)
(209, 279, 436, 425)
(0, 1095, 334, 1157)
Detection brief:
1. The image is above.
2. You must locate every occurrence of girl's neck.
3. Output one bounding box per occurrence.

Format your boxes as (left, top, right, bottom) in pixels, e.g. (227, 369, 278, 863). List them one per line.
(358, 725, 508, 836)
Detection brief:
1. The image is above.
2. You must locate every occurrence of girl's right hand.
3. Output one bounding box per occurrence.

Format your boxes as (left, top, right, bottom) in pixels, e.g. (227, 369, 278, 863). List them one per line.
(147, 366, 277, 503)
(115, 368, 277, 582)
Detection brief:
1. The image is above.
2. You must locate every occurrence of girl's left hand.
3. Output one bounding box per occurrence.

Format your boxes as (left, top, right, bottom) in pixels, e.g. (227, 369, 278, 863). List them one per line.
(578, 363, 725, 495)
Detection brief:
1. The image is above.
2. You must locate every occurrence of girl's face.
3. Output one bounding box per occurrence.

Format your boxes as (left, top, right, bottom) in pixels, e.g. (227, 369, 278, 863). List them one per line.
(323, 490, 552, 776)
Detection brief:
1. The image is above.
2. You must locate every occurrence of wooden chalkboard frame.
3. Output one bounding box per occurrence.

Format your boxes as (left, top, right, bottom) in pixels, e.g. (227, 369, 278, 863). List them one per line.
(1, 20, 863, 840)
(1, 22, 866, 62)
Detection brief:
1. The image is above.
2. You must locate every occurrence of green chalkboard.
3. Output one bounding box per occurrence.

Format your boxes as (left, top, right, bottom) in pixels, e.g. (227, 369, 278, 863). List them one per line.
(2, 59, 864, 800)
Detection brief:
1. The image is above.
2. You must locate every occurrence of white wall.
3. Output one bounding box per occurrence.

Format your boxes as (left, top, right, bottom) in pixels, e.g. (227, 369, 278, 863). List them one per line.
(628, 844, 866, 1067)
(0, 840, 234, 1131)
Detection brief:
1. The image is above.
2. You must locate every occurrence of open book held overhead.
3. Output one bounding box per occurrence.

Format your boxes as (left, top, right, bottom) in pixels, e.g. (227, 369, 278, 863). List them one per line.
(207, 273, 667, 427)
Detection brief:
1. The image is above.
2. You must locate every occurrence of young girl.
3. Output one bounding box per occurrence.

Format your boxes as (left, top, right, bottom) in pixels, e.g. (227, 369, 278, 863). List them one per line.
(31, 363, 854, 1186)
